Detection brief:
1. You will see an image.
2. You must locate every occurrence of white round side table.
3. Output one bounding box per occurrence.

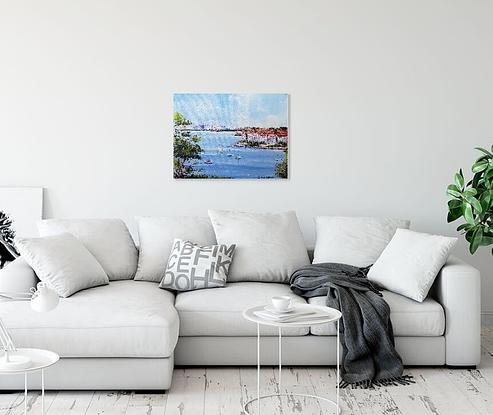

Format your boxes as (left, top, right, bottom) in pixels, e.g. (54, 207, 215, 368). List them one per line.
(243, 304, 342, 415)
(0, 348, 59, 415)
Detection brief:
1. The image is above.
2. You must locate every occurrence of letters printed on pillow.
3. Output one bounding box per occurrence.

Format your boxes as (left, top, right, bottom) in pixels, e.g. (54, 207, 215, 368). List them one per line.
(159, 239, 236, 291)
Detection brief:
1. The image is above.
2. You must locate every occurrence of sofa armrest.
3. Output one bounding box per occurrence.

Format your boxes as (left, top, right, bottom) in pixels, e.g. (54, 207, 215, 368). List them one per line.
(0, 257, 39, 294)
(433, 255, 481, 366)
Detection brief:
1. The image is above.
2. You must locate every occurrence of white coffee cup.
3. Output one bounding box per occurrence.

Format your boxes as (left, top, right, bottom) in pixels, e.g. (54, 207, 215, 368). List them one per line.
(271, 295, 291, 311)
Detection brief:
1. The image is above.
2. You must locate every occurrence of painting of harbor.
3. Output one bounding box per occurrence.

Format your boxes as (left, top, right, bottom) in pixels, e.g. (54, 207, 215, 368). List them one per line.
(173, 93, 288, 179)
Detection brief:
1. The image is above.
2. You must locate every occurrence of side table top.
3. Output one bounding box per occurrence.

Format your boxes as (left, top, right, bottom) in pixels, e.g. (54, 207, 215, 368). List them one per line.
(243, 304, 342, 328)
(0, 348, 59, 374)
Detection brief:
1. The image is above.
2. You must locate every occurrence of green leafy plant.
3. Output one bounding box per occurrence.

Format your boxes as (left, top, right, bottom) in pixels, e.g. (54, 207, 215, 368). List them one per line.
(447, 146, 493, 254)
(173, 112, 204, 179)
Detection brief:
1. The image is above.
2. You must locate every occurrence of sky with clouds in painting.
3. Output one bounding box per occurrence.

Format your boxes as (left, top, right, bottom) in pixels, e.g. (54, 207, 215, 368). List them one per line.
(173, 93, 288, 129)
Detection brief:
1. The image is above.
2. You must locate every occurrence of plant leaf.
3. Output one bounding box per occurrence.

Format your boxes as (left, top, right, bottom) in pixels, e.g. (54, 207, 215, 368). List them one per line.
(463, 188, 477, 197)
(480, 191, 492, 211)
(464, 203, 475, 225)
(454, 171, 465, 189)
(457, 223, 472, 232)
(472, 160, 489, 173)
(470, 227, 483, 254)
(448, 199, 462, 209)
(447, 184, 462, 198)
(480, 236, 493, 246)
(447, 208, 463, 223)
(464, 195, 483, 213)
(475, 147, 493, 157)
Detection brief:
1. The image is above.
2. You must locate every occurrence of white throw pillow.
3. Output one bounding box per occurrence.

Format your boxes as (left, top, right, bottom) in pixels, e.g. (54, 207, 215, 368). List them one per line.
(208, 210, 310, 283)
(134, 216, 217, 282)
(15, 233, 109, 298)
(367, 229, 457, 302)
(38, 219, 138, 281)
(159, 239, 236, 291)
(313, 216, 410, 267)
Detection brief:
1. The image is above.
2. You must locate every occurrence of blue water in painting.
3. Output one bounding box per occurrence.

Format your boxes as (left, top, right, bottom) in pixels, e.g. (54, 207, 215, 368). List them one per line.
(190, 131, 285, 179)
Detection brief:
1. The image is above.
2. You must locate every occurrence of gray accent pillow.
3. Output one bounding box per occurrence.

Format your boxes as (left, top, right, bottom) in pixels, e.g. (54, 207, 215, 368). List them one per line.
(37, 218, 138, 281)
(159, 239, 235, 292)
(15, 233, 109, 297)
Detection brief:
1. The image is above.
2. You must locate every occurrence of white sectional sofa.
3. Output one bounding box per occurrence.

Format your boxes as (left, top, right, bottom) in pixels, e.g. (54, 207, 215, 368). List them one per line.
(0, 253, 481, 391)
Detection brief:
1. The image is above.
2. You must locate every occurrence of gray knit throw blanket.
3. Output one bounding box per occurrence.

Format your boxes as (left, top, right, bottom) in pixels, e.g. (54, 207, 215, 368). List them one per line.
(290, 263, 414, 389)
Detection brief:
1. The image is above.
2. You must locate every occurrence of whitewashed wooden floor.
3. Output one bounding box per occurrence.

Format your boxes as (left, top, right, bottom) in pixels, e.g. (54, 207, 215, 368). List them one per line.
(1, 325, 492, 415)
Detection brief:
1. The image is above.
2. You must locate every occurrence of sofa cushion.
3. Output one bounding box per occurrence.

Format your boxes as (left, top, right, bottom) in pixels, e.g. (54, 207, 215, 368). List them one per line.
(367, 229, 457, 302)
(0, 280, 179, 358)
(309, 290, 445, 336)
(208, 210, 310, 283)
(313, 216, 410, 267)
(175, 282, 309, 336)
(15, 233, 109, 297)
(159, 239, 236, 291)
(38, 218, 138, 281)
(135, 216, 217, 282)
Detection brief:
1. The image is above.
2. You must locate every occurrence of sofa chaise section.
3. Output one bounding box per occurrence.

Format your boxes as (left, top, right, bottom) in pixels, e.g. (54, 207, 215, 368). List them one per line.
(0, 272, 179, 390)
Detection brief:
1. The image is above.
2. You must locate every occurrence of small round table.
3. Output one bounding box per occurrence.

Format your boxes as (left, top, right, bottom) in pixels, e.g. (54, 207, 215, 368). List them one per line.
(0, 348, 59, 415)
(243, 304, 342, 415)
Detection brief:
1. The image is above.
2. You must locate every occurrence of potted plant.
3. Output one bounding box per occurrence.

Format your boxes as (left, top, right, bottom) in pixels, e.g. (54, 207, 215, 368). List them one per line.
(0, 211, 19, 268)
(447, 146, 493, 254)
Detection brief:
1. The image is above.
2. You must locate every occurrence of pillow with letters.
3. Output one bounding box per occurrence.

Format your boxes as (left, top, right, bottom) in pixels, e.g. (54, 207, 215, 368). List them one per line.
(159, 239, 236, 291)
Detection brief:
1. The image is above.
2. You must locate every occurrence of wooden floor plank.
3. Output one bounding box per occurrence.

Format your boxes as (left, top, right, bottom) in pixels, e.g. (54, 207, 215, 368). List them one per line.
(126, 392, 167, 415)
(164, 368, 205, 415)
(445, 366, 493, 415)
(388, 368, 478, 415)
(46, 391, 95, 415)
(239, 367, 282, 415)
(0, 393, 21, 415)
(203, 368, 242, 415)
(306, 367, 363, 415)
(84, 391, 130, 415)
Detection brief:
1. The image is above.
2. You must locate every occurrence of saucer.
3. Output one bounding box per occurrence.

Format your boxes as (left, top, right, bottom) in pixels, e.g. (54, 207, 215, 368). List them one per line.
(264, 305, 296, 314)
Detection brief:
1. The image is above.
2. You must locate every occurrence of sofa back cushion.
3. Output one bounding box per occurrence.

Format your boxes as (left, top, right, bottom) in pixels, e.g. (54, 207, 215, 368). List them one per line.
(38, 218, 138, 280)
(134, 217, 217, 282)
(15, 233, 109, 297)
(208, 210, 309, 283)
(313, 216, 410, 267)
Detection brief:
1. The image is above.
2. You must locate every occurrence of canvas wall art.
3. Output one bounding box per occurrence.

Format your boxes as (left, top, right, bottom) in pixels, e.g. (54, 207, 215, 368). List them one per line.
(173, 93, 288, 179)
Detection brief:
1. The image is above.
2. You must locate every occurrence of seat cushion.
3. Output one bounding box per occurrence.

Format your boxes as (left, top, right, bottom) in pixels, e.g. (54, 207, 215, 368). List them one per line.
(0, 281, 179, 358)
(175, 282, 309, 336)
(309, 290, 445, 336)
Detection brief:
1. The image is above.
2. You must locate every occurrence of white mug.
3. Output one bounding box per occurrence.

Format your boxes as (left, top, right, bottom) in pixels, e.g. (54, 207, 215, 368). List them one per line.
(271, 295, 291, 311)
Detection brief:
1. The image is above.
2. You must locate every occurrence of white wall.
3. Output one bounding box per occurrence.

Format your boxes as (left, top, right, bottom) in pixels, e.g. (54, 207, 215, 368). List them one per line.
(0, 0, 492, 311)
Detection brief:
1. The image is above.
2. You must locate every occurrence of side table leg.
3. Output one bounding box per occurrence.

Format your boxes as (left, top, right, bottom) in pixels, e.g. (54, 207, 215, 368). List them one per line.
(278, 326, 282, 392)
(336, 319, 340, 414)
(42, 369, 45, 415)
(257, 322, 260, 415)
(24, 372, 27, 415)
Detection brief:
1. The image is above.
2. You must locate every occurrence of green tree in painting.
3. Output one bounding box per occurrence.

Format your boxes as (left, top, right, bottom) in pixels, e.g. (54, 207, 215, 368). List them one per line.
(275, 150, 288, 178)
(173, 112, 203, 178)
